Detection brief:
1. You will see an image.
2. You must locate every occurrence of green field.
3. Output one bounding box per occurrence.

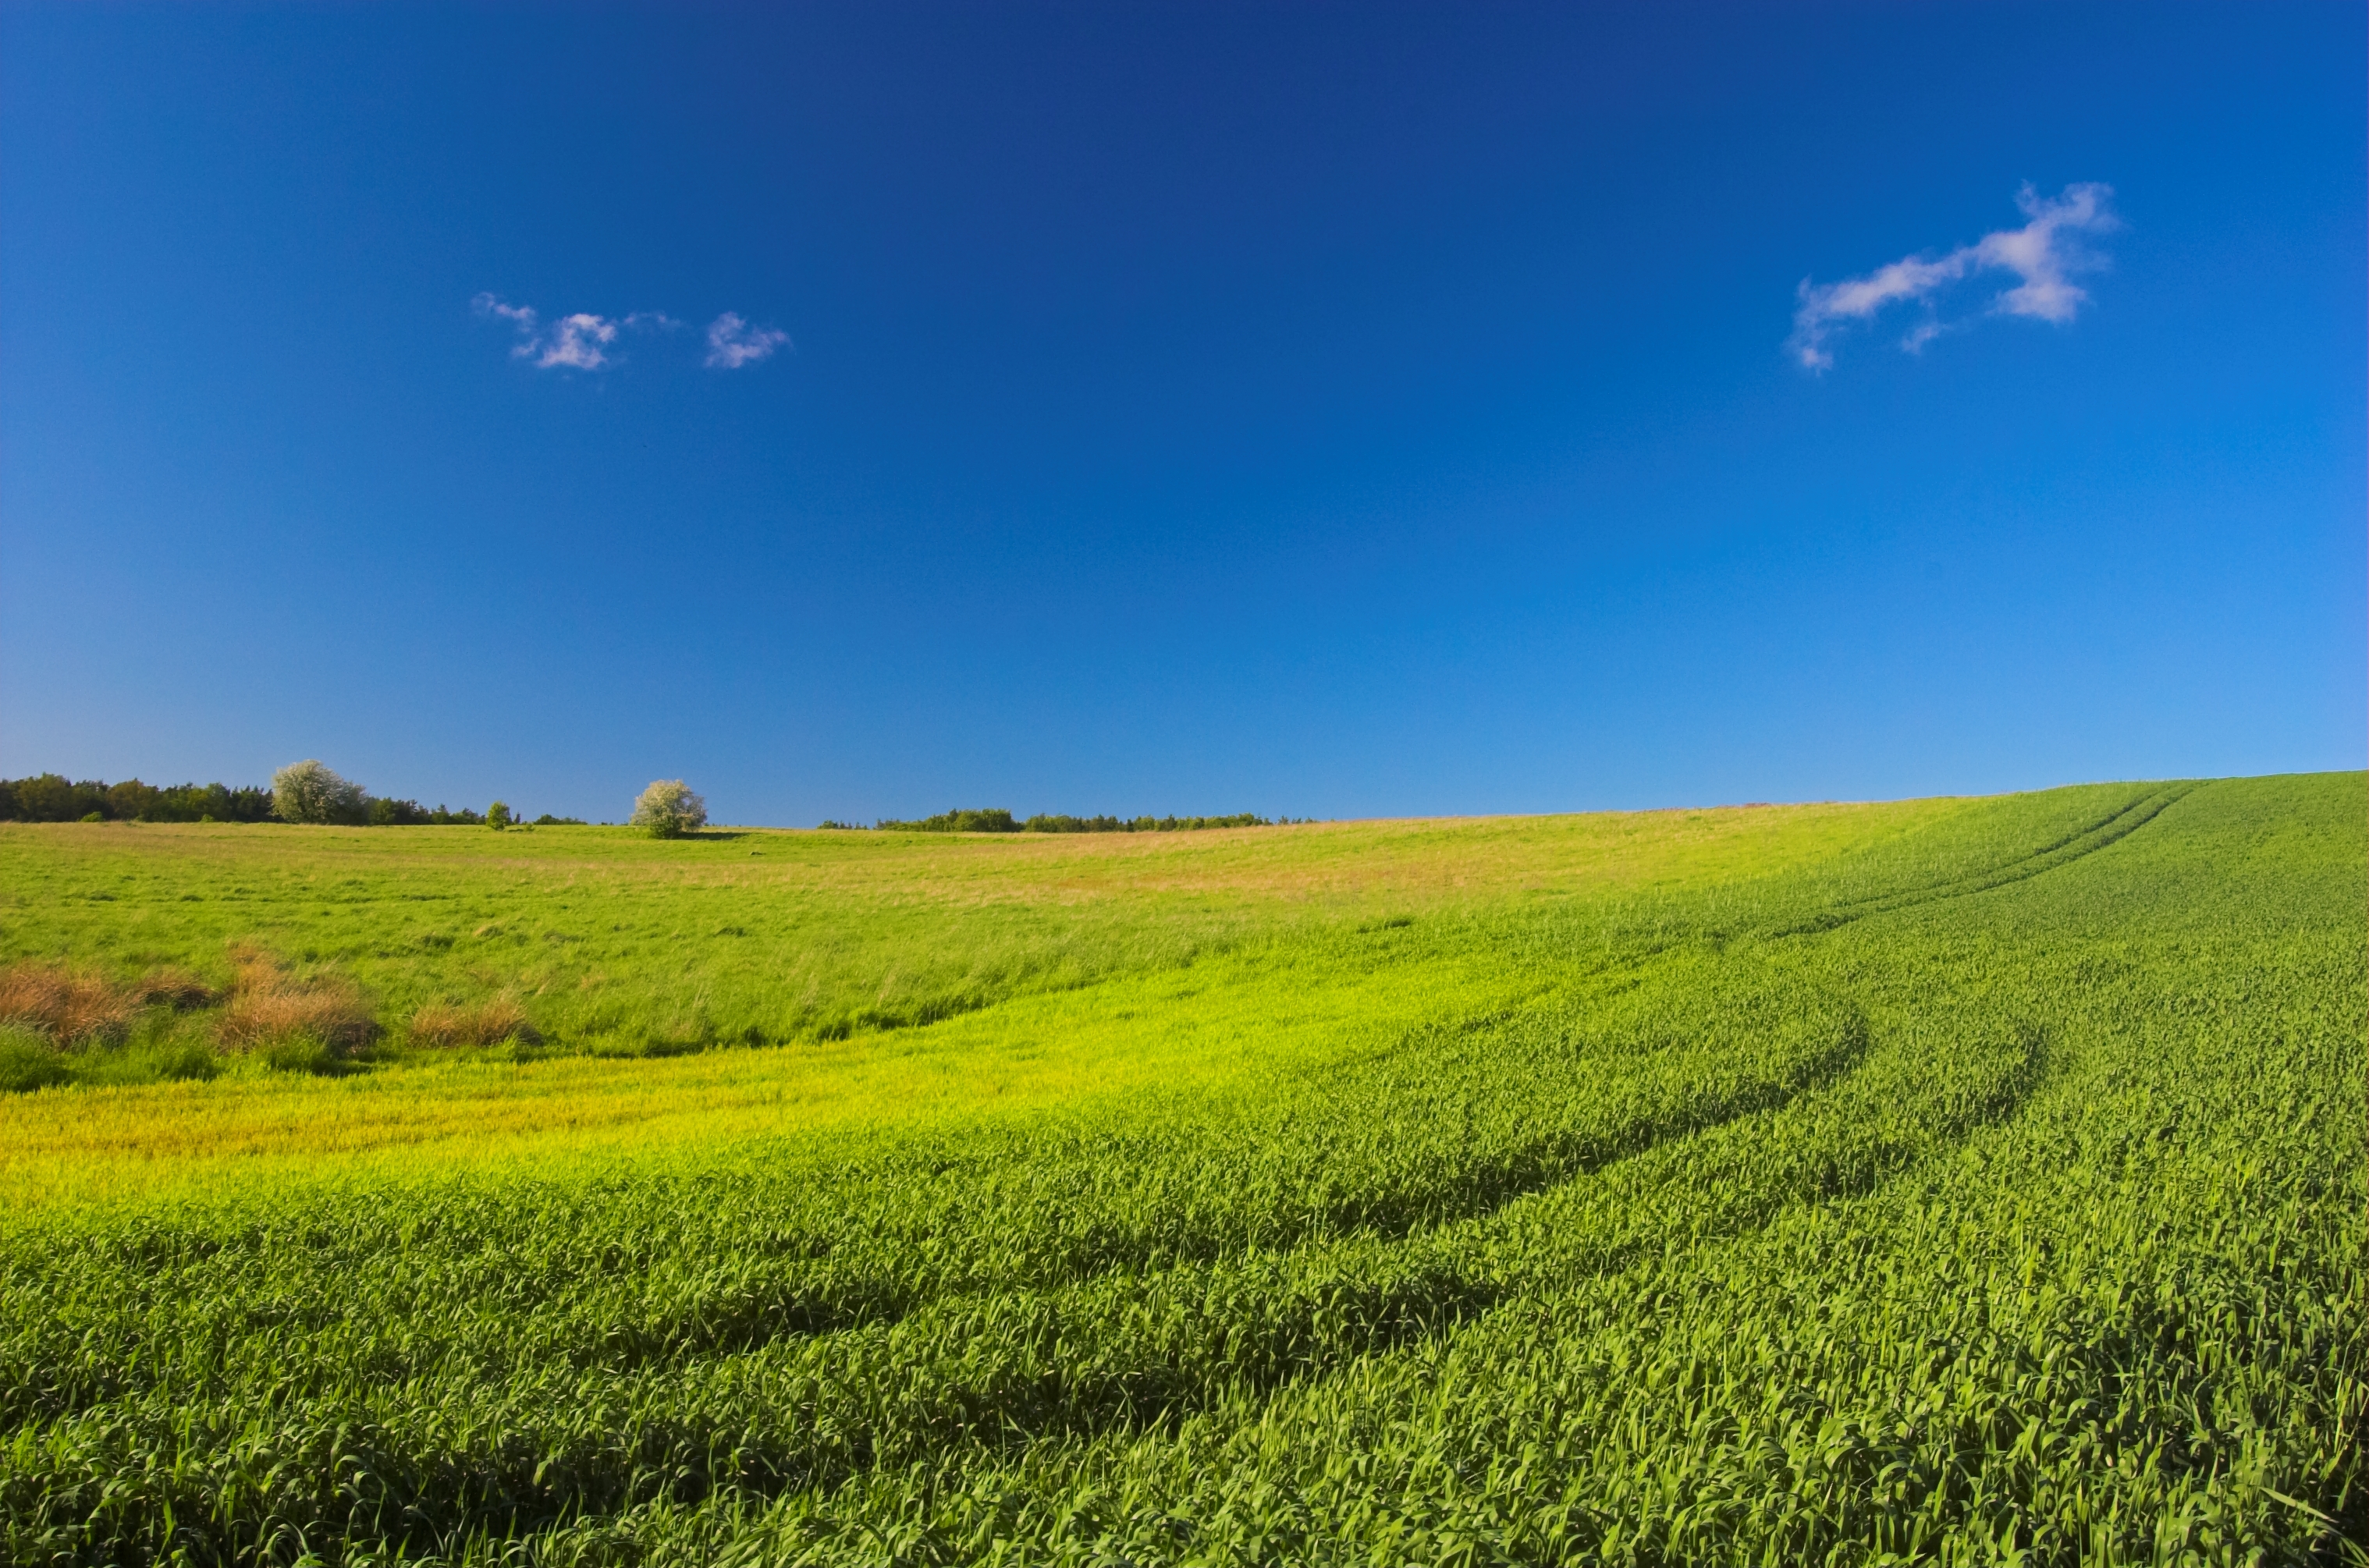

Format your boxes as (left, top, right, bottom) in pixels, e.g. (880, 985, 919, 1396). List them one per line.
(0, 775, 2360, 1565)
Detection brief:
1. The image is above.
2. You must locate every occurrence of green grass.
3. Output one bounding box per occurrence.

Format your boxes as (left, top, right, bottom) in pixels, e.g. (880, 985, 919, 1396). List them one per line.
(0, 775, 2359, 1565)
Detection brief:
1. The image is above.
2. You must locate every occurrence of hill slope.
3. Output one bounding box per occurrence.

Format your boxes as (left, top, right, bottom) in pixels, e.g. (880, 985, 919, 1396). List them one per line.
(0, 775, 2360, 1564)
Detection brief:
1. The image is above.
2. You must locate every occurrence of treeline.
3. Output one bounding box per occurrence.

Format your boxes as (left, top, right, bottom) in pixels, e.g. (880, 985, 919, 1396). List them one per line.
(848, 808, 1279, 834)
(0, 774, 485, 826)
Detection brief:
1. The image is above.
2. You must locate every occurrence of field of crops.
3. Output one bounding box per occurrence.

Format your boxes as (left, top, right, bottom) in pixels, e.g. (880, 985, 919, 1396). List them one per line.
(0, 774, 2360, 1566)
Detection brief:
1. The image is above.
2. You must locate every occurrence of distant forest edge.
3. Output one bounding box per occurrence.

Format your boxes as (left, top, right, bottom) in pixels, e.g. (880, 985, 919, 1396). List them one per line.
(840, 808, 1284, 834)
(0, 773, 488, 826)
(1, 776, 1288, 833)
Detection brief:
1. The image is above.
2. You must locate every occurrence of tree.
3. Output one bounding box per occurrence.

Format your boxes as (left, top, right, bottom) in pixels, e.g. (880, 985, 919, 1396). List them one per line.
(631, 779, 707, 839)
(486, 800, 513, 831)
(367, 796, 434, 826)
(106, 779, 162, 821)
(271, 761, 368, 825)
(6, 774, 96, 821)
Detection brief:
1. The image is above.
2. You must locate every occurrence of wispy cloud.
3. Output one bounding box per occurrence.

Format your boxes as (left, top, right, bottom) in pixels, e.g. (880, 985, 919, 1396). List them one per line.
(475, 295, 784, 373)
(535, 313, 620, 370)
(472, 293, 626, 370)
(471, 297, 694, 371)
(704, 312, 791, 369)
(1788, 183, 2118, 371)
(475, 295, 536, 332)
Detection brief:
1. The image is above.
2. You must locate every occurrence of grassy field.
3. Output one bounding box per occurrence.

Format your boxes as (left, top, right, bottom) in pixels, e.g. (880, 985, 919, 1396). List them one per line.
(0, 775, 2360, 1565)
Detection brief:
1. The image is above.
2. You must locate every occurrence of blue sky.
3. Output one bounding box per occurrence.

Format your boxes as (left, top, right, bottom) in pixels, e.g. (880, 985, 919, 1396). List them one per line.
(4, 3, 2361, 825)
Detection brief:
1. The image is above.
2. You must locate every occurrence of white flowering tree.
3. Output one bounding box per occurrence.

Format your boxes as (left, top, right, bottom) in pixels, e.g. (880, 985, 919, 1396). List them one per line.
(271, 760, 368, 825)
(630, 779, 708, 839)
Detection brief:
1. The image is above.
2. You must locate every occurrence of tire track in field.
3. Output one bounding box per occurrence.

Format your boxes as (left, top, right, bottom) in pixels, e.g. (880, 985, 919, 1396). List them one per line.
(291, 1012, 2044, 1542)
(0, 974, 1873, 1447)
(822, 1010, 2056, 1467)
(0, 988, 1877, 1444)
(1767, 782, 2199, 939)
(590, 996, 1877, 1373)
(0, 999, 2055, 1558)
(1, 1030, 1900, 1560)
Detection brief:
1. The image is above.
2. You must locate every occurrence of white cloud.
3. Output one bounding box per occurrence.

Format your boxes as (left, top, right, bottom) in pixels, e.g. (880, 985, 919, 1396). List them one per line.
(535, 312, 620, 370)
(1788, 183, 2118, 371)
(473, 293, 625, 370)
(704, 312, 791, 369)
(474, 296, 787, 373)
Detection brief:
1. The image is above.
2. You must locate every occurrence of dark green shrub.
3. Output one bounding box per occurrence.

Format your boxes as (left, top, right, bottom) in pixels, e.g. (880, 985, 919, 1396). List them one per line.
(0, 1030, 70, 1093)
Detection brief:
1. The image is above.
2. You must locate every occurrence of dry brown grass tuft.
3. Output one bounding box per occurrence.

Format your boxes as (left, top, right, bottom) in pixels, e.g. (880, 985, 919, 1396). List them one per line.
(219, 985, 377, 1052)
(409, 995, 542, 1048)
(226, 942, 289, 989)
(0, 963, 137, 1044)
(217, 945, 378, 1052)
(131, 969, 219, 1010)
